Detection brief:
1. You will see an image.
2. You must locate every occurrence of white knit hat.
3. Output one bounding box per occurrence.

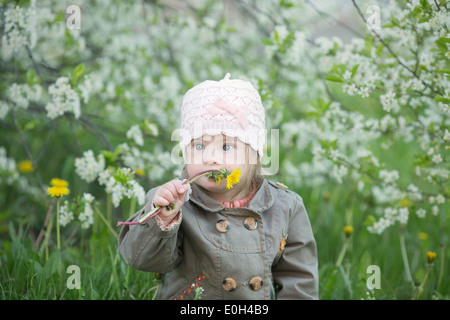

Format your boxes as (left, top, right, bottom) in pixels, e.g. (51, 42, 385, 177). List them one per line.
(179, 73, 266, 158)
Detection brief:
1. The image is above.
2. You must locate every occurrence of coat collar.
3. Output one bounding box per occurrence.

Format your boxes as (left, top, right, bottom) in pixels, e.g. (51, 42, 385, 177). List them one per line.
(181, 171, 274, 213)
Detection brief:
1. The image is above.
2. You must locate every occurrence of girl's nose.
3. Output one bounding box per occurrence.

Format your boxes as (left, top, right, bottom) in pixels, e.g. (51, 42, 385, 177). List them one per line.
(203, 145, 221, 165)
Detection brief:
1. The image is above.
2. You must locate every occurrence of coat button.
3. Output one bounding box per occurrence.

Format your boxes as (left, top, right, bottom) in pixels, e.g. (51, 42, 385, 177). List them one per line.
(216, 219, 230, 233)
(223, 277, 237, 291)
(243, 217, 258, 230)
(249, 276, 263, 291)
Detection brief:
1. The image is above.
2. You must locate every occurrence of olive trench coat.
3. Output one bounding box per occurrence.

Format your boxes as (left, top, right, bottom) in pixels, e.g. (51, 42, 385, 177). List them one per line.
(118, 178, 319, 300)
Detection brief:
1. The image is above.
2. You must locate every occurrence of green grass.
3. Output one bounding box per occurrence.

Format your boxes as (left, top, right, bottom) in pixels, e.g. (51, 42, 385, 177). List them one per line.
(0, 222, 159, 300)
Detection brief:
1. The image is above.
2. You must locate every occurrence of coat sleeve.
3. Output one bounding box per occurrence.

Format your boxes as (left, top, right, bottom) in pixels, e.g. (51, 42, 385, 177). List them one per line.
(272, 194, 319, 300)
(118, 187, 183, 273)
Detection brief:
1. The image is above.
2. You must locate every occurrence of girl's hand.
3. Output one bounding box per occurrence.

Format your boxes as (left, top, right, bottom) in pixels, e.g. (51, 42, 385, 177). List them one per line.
(153, 179, 190, 225)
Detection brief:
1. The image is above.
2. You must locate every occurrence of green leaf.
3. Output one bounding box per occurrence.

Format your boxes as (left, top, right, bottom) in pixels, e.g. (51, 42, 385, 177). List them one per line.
(26, 69, 41, 85)
(435, 38, 448, 51)
(420, 0, 431, 11)
(330, 139, 338, 149)
(413, 153, 428, 166)
(71, 63, 85, 86)
(351, 64, 359, 77)
(112, 168, 134, 184)
(325, 75, 345, 83)
(280, 0, 294, 8)
(434, 95, 450, 103)
(382, 23, 396, 28)
(261, 37, 274, 46)
(23, 120, 38, 131)
(274, 30, 280, 45)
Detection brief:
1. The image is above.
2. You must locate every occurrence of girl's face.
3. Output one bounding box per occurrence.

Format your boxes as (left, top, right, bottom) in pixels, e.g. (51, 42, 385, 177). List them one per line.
(184, 134, 257, 192)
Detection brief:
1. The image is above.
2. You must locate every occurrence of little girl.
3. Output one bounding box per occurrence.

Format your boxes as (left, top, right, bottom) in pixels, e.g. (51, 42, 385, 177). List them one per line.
(118, 74, 318, 300)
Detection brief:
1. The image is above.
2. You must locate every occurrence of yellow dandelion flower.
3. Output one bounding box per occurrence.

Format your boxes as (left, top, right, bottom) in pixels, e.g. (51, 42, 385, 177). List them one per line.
(399, 198, 412, 208)
(418, 232, 428, 241)
(344, 225, 354, 237)
(18, 160, 34, 173)
(226, 168, 241, 190)
(47, 186, 70, 198)
(50, 178, 69, 187)
(135, 169, 145, 176)
(48, 178, 70, 197)
(426, 251, 437, 263)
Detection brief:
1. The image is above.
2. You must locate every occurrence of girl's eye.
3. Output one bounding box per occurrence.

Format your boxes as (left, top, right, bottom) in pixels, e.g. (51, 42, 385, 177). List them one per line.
(223, 144, 233, 151)
(194, 143, 204, 151)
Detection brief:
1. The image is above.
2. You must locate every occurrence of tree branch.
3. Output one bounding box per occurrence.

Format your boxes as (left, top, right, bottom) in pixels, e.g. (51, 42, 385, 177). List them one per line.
(351, 0, 440, 97)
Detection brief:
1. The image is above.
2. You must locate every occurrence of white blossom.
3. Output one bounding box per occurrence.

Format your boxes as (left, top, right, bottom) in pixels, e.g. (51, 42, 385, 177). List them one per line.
(126, 180, 146, 205)
(343, 70, 352, 80)
(398, 207, 409, 225)
(8, 83, 41, 110)
(45, 77, 80, 120)
(431, 153, 442, 164)
(332, 164, 348, 184)
(380, 91, 399, 113)
(444, 129, 450, 141)
(126, 125, 144, 146)
(358, 86, 370, 98)
(59, 200, 74, 227)
(79, 201, 94, 229)
(368, 217, 393, 234)
(98, 169, 112, 187)
(415, 208, 426, 218)
(111, 183, 126, 208)
(379, 169, 399, 185)
(1, 1, 38, 59)
(75, 150, 105, 183)
(431, 205, 439, 216)
(0, 101, 10, 120)
(83, 193, 95, 203)
(435, 194, 445, 204)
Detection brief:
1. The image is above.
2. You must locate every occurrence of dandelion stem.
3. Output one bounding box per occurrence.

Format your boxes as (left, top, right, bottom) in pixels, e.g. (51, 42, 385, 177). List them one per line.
(412, 263, 432, 300)
(399, 225, 414, 286)
(56, 197, 61, 250)
(335, 238, 350, 269)
(117, 169, 220, 226)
